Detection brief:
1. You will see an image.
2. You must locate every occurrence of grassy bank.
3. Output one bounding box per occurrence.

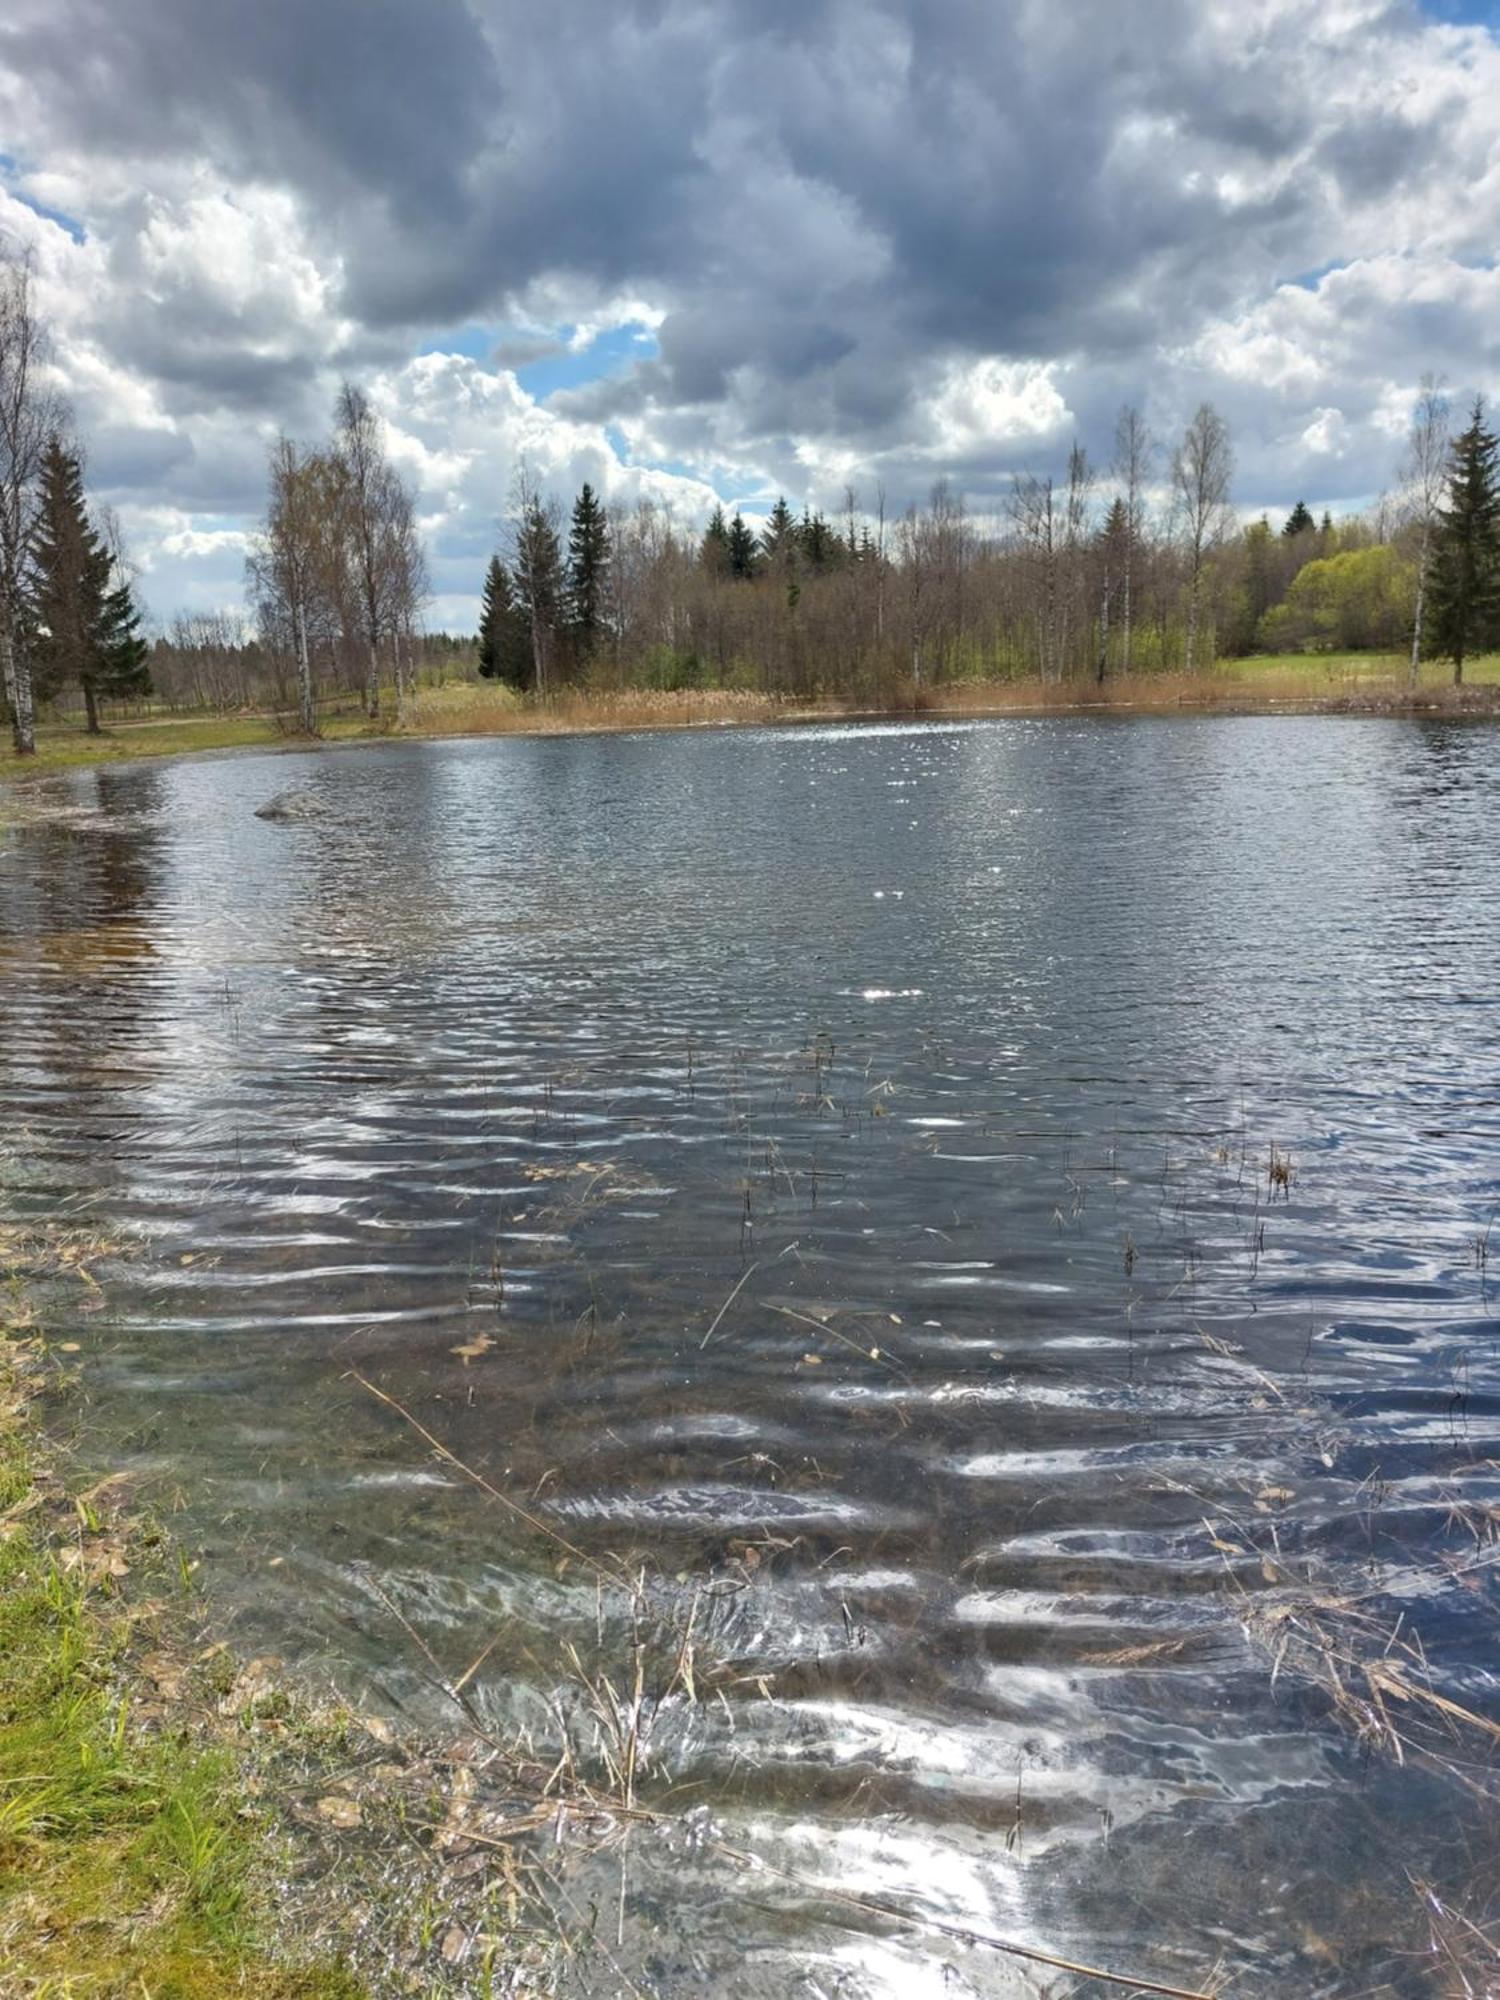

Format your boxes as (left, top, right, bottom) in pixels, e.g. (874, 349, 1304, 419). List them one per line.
(0, 1328, 366, 1996)
(0, 1223, 572, 1998)
(5, 652, 1500, 778)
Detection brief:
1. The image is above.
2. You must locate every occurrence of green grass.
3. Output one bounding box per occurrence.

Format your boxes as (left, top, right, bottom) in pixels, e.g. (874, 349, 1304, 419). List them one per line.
(1213, 649, 1500, 688)
(0, 1348, 364, 1998)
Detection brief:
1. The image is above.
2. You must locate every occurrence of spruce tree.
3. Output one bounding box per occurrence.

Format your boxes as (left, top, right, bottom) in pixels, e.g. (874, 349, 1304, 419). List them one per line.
(97, 574, 150, 705)
(30, 438, 149, 733)
(727, 511, 759, 580)
(477, 553, 531, 688)
(566, 483, 610, 656)
(513, 498, 564, 693)
(1429, 397, 1500, 684)
(700, 504, 731, 574)
(760, 497, 797, 567)
(1282, 500, 1315, 539)
(800, 509, 838, 570)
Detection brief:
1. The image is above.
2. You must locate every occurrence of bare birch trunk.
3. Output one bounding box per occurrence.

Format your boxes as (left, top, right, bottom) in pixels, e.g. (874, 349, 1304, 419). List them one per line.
(1, 607, 35, 755)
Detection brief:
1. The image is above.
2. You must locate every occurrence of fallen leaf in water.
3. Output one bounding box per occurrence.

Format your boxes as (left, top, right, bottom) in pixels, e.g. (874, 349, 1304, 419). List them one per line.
(57, 1342, 81, 1354)
(450, 1333, 495, 1364)
(800, 1353, 822, 1366)
(440, 1925, 469, 1966)
(364, 1715, 395, 1745)
(316, 1796, 362, 1829)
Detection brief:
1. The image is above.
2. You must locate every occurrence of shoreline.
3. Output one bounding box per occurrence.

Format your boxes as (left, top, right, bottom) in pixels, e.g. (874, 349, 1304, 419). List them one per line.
(5, 669, 1500, 782)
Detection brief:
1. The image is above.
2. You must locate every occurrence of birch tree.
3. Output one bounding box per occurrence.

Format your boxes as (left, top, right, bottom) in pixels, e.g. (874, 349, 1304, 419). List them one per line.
(1402, 375, 1449, 687)
(334, 381, 390, 719)
(246, 437, 325, 735)
(0, 247, 60, 756)
(1172, 403, 1233, 674)
(1112, 405, 1152, 675)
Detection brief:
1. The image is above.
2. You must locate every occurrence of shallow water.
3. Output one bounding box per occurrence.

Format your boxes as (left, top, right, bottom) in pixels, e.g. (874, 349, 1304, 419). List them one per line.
(3, 715, 1500, 1995)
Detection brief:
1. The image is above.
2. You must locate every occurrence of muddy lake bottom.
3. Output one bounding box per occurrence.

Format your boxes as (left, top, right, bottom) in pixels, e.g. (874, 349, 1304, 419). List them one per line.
(2, 713, 1499, 1996)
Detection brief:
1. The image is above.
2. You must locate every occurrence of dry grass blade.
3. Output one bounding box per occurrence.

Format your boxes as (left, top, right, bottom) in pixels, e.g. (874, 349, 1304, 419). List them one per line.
(349, 1368, 620, 1583)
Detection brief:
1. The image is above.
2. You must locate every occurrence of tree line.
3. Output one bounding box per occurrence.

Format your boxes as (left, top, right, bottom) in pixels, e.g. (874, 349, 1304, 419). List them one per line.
(1, 248, 149, 754)
(471, 392, 1498, 704)
(5, 217, 1500, 753)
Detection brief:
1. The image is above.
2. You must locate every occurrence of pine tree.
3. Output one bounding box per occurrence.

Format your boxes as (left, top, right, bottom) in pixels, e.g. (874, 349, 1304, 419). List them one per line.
(566, 482, 610, 655)
(700, 504, 731, 574)
(1282, 500, 1315, 539)
(1428, 397, 1500, 684)
(29, 438, 149, 733)
(727, 511, 759, 580)
(477, 553, 531, 688)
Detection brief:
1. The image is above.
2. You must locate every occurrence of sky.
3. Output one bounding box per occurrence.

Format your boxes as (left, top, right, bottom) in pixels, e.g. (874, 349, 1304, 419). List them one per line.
(1, 0, 1498, 633)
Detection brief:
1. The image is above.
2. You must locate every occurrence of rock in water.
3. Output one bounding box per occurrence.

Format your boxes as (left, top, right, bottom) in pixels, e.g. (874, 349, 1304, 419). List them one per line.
(254, 788, 327, 822)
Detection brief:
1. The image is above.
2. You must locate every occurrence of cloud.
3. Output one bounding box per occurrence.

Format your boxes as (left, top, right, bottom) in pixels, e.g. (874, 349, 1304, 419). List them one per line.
(1, 0, 1498, 626)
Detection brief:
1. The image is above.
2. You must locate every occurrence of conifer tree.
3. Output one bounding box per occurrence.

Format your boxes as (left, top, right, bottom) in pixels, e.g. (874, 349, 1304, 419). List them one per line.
(512, 494, 564, 694)
(1282, 500, 1315, 539)
(700, 504, 731, 574)
(477, 553, 531, 688)
(1429, 396, 1500, 684)
(760, 497, 797, 566)
(727, 511, 759, 580)
(30, 437, 150, 733)
(566, 482, 610, 655)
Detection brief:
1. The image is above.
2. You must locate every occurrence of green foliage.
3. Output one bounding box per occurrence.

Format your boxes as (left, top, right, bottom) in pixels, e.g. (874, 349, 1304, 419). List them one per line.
(1259, 545, 1416, 654)
(726, 511, 759, 580)
(1428, 396, 1500, 680)
(29, 439, 152, 727)
(566, 481, 611, 653)
(476, 554, 530, 688)
(1282, 499, 1316, 539)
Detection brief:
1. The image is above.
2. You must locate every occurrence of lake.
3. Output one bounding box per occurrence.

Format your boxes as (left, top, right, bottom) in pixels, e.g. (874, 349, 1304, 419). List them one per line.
(3, 714, 1499, 1996)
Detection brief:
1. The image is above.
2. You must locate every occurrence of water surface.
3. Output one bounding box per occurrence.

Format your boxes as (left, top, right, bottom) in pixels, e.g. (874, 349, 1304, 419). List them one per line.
(3, 716, 1499, 1995)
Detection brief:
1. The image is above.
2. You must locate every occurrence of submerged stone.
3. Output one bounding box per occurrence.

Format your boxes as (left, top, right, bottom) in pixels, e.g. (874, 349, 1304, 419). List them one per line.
(254, 788, 327, 821)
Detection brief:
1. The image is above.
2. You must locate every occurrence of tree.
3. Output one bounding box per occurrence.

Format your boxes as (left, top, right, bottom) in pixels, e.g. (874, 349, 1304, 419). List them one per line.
(699, 504, 730, 574)
(1428, 396, 1500, 684)
(1172, 403, 1234, 674)
(1112, 406, 1152, 675)
(1282, 500, 1316, 539)
(566, 482, 610, 656)
(727, 511, 759, 579)
(246, 437, 330, 735)
(760, 497, 797, 568)
(30, 438, 150, 733)
(1096, 496, 1130, 681)
(333, 381, 391, 719)
(510, 470, 564, 696)
(477, 553, 531, 688)
(1402, 375, 1450, 686)
(0, 246, 60, 756)
(97, 571, 151, 706)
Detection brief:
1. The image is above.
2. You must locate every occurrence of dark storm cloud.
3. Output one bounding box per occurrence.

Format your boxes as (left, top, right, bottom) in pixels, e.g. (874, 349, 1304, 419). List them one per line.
(3, 0, 1497, 565)
(2, 0, 497, 224)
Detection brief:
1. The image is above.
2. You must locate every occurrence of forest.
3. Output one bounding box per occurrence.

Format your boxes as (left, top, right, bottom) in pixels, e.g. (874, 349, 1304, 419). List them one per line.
(4, 237, 1500, 754)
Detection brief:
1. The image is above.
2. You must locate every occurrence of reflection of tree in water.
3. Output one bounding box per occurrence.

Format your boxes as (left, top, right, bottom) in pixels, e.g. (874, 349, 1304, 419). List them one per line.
(0, 767, 171, 1158)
